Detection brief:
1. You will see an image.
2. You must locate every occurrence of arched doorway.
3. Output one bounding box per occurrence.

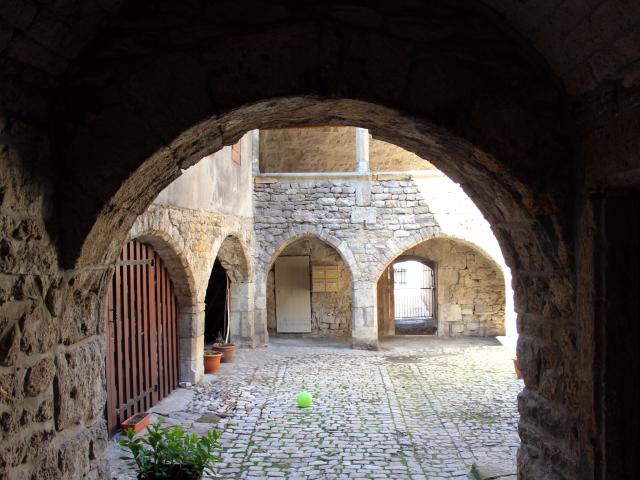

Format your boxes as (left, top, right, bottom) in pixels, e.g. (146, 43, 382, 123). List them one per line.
(203, 259, 228, 344)
(265, 236, 353, 338)
(391, 259, 436, 335)
(378, 238, 506, 339)
(103, 240, 180, 435)
(204, 235, 252, 347)
(44, 7, 584, 477)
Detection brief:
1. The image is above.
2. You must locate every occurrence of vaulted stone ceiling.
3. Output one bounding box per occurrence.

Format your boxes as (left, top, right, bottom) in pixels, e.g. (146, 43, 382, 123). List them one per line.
(0, 0, 638, 96)
(482, 0, 640, 94)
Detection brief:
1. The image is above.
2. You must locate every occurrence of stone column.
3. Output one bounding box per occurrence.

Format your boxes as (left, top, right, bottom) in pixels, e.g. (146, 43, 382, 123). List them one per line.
(251, 129, 261, 175)
(177, 302, 205, 384)
(253, 275, 270, 346)
(355, 127, 370, 173)
(352, 280, 379, 349)
(229, 281, 257, 347)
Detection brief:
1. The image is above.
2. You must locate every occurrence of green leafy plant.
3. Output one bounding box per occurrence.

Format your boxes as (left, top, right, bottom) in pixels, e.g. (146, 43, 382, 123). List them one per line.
(119, 421, 222, 479)
(215, 333, 229, 345)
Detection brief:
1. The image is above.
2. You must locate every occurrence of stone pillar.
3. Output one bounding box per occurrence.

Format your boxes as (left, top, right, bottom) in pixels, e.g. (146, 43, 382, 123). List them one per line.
(253, 276, 270, 346)
(355, 127, 370, 173)
(229, 281, 258, 347)
(251, 129, 261, 175)
(352, 281, 379, 349)
(177, 302, 205, 384)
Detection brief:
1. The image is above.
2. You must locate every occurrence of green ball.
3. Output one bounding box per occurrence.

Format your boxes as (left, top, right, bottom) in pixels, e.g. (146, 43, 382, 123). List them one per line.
(297, 390, 312, 408)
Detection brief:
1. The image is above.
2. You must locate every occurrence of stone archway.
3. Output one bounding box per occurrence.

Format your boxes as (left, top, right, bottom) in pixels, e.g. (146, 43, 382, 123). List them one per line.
(376, 236, 507, 340)
(207, 235, 256, 347)
(62, 93, 574, 476)
(0, 5, 593, 478)
(259, 233, 357, 343)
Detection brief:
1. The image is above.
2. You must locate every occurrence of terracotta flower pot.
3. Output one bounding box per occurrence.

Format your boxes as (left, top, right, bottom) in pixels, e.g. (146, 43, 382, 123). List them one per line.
(212, 343, 236, 363)
(513, 356, 523, 379)
(203, 351, 223, 373)
(122, 412, 150, 434)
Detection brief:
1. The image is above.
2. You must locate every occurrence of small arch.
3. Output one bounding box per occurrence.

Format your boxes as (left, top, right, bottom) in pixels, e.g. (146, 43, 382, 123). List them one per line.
(375, 233, 506, 283)
(130, 230, 198, 309)
(377, 236, 507, 338)
(264, 234, 353, 338)
(204, 234, 255, 346)
(213, 234, 250, 284)
(260, 229, 358, 286)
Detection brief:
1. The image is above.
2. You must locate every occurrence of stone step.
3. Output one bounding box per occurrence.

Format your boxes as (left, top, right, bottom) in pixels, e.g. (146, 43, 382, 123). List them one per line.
(470, 462, 517, 480)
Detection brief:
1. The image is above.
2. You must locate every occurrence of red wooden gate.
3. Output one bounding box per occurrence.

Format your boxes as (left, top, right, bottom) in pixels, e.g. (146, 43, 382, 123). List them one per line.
(105, 240, 179, 435)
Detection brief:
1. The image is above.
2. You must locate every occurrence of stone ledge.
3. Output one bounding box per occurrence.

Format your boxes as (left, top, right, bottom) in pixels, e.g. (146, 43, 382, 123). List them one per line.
(470, 463, 516, 480)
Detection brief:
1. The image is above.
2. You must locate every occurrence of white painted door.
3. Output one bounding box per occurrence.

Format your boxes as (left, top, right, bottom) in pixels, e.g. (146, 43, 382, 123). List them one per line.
(275, 256, 312, 333)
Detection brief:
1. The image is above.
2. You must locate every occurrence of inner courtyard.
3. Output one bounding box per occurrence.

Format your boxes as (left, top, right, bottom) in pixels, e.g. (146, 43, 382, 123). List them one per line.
(109, 337, 520, 480)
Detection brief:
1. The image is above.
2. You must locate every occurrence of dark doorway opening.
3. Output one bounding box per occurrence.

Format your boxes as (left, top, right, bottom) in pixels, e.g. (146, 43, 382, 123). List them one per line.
(393, 259, 436, 335)
(204, 259, 228, 344)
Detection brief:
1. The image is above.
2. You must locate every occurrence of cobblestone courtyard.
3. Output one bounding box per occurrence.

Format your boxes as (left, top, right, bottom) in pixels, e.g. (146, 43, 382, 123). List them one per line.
(109, 337, 521, 479)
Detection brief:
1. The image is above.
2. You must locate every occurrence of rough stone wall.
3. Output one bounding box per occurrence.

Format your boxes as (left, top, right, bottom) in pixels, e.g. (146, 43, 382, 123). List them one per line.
(254, 175, 440, 282)
(0, 93, 109, 478)
(259, 127, 437, 173)
(267, 237, 352, 337)
(369, 137, 436, 171)
(260, 127, 356, 172)
(254, 173, 508, 344)
(403, 238, 505, 336)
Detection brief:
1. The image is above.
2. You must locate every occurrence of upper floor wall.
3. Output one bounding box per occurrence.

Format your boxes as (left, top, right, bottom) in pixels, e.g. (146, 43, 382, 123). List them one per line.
(154, 131, 257, 217)
(259, 126, 436, 173)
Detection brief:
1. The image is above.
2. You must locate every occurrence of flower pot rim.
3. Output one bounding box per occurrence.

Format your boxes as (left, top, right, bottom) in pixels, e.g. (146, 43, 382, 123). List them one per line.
(123, 412, 150, 424)
(204, 351, 223, 356)
(212, 343, 235, 347)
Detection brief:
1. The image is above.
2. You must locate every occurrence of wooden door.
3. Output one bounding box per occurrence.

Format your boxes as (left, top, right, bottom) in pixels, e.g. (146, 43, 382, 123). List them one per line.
(275, 256, 311, 333)
(105, 240, 179, 435)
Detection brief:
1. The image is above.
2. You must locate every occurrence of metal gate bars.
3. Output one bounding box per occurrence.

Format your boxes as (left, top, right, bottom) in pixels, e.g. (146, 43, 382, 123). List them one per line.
(104, 240, 179, 435)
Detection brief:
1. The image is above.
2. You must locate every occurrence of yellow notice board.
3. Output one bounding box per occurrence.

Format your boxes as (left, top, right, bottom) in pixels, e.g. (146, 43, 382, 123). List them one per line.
(311, 266, 339, 292)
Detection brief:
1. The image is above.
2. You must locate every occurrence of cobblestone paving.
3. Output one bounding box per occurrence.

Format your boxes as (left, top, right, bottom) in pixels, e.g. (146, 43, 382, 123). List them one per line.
(109, 337, 521, 479)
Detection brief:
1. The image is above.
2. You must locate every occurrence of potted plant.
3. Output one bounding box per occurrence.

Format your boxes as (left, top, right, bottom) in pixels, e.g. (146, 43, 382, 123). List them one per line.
(121, 412, 151, 434)
(119, 421, 222, 480)
(203, 350, 223, 373)
(212, 333, 236, 363)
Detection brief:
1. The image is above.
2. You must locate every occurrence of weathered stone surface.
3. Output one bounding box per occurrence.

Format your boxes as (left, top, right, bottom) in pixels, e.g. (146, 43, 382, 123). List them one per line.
(54, 340, 105, 431)
(24, 357, 55, 397)
(266, 237, 352, 337)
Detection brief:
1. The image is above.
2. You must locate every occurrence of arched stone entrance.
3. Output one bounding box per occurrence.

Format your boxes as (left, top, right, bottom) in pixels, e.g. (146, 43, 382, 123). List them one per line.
(257, 230, 361, 343)
(263, 235, 354, 340)
(208, 235, 256, 347)
(128, 229, 201, 385)
(1, 3, 615, 477)
(377, 237, 506, 339)
(65, 100, 572, 477)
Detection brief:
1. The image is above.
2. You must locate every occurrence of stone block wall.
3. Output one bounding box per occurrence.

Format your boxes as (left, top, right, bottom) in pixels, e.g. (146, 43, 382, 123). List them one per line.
(260, 126, 436, 173)
(253, 175, 440, 281)
(402, 238, 505, 336)
(253, 173, 508, 344)
(0, 94, 109, 479)
(266, 237, 352, 337)
(260, 127, 356, 172)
